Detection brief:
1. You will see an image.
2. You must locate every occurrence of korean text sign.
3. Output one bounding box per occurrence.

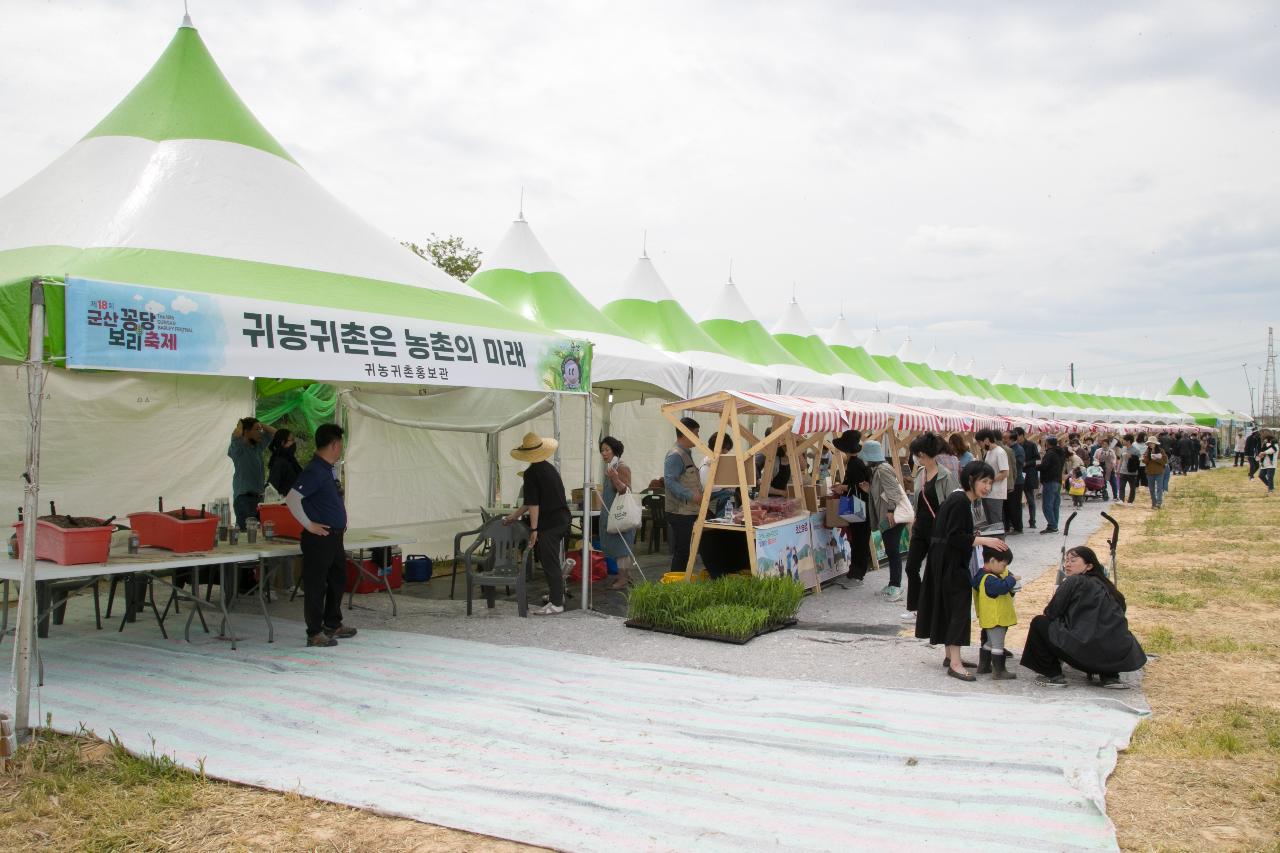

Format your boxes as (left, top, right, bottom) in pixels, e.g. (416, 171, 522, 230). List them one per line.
(64, 277, 592, 393)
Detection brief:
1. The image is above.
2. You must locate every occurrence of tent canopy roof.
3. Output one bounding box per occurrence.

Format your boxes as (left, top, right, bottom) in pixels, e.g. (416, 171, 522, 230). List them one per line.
(700, 279, 803, 368)
(601, 256, 728, 356)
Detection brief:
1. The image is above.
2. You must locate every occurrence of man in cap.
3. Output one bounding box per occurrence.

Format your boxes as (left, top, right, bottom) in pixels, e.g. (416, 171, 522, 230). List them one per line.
(664, 417, 704, 575)
(504, 431, 571, 615)
(1038, 436, 1065, 534)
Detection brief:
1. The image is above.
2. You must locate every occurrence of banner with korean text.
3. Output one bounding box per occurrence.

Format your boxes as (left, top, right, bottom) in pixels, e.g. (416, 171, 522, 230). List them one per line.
(64, 277, 592, 393)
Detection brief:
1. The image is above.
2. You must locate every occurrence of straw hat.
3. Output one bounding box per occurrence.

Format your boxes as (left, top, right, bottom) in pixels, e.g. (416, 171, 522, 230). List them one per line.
(510, 431, 558, 463)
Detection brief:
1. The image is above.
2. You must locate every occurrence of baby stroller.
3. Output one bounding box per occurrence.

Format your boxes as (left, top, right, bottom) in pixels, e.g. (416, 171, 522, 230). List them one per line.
(1084, 471, 1107, 501)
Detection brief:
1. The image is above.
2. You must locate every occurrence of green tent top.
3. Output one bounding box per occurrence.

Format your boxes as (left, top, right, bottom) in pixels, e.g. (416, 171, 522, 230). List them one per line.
(1189, 380, 1211, 399)
(894, 339, 950, 392)
(771, 301, 853, 376)
(601, 256, 728, 356)
(699, 279, 805, 368)
(1167, 377, 1193, 397)
(862, 330, 926, 388)
(821, 315, 894, 383)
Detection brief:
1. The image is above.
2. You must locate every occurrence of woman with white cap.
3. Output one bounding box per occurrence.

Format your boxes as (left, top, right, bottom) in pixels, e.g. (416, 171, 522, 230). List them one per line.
(503, 431, 571, 615)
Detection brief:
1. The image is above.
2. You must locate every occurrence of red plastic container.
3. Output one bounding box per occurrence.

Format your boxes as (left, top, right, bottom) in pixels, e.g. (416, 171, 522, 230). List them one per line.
(127, 511, 218, 553)
(344, 555, 403, 594)
(13, 519, 113, 565)
(257, 503, 303, 540)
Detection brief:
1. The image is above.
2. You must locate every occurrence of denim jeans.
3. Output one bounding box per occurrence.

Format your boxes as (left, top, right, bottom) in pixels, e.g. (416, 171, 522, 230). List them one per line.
(1149, 472, 1166, 507)
(1262, 468, 1276, 492)
(1161, 466, 1172, 493)
(1041, 482, 1061, 530)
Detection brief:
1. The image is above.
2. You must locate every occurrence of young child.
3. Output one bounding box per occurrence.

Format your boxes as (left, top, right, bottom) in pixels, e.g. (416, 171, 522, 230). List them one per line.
(1068, 466, 1086, 507)
(973, 545, 1018, 680)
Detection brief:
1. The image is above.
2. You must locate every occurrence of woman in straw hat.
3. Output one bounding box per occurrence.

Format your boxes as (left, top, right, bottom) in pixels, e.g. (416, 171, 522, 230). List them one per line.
(503, 431, 571, 615)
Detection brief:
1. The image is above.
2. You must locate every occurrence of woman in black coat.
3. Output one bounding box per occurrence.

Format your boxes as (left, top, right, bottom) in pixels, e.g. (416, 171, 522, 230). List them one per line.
(267, 429, 303, 497)
(915, 460, 1010, 681)
(1022, 546, 1147, 688)
(830, 430, 872, 582)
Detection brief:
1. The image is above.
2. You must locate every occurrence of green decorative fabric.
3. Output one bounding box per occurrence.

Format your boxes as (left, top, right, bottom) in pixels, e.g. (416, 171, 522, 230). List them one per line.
(84, 25, 295, 162)
(1167, 377, 1193, 396)
(901, 361, 949, 392)
(871, 354, 925, 388)
(256, 383, 336, 437)
(932, 369, 975, 398)
(1189, 381, 1210, 399)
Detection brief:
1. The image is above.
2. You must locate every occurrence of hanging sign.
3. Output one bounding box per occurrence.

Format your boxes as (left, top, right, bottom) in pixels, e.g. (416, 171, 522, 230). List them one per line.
(64, 277, 591, 393)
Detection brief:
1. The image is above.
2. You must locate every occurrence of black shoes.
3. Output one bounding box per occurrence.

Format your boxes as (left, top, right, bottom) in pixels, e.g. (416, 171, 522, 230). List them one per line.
(307, 633, 338, 648)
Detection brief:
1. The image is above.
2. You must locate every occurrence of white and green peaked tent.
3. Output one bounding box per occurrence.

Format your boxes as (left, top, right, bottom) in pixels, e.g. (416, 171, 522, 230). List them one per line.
(469, 217, 687, 397)
(601, 254, 773, 397)
(0, 20, 553, 361)
(698, 278, 842, 398)
(770, 300, 884, 401)
(820, 313, 897, 390)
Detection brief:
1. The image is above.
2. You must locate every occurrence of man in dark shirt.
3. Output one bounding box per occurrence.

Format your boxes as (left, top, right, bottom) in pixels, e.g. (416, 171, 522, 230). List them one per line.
(1017, 429, 1041, 529)
(1245, 430, 1261, 480)
(286, 423, 352, 648)
(228, 416, 277, 530)
(1003, 431, 1025, 534)
(1038, 437, 1065, 534)
(504, 431, 572, 615)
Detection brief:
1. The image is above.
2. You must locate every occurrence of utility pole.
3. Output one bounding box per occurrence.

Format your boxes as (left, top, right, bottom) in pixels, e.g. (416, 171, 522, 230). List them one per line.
(1069, 362, 1075, 388)
(1262, 326, 1279, 427)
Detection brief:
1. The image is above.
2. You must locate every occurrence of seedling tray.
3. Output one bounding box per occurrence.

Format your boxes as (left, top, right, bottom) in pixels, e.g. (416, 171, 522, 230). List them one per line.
(127, 511, 218, 553)
(624, 618, 797, 645)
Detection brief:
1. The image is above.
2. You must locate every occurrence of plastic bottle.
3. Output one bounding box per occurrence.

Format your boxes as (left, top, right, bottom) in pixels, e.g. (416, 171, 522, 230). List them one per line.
(723, 495, 736, 521)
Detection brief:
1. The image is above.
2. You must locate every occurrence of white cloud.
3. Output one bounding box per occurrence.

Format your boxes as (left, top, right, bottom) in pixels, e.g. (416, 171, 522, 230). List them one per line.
(170, 296, 198, 315)
(144, 300, 165, 314)
(906, 226, 1012, 257)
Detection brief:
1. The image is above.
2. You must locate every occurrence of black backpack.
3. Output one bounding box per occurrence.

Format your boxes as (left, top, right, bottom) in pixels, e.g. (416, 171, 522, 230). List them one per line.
(1126, 452, 1141, 473)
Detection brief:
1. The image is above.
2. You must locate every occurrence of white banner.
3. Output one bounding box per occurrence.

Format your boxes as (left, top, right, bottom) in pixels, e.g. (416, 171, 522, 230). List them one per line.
(65, 277, 591, 393)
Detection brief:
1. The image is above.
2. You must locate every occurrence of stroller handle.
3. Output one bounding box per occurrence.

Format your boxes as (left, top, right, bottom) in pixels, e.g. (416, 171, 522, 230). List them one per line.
(1101, 511, 1120, 549)
(1063, 511, 1077, 536)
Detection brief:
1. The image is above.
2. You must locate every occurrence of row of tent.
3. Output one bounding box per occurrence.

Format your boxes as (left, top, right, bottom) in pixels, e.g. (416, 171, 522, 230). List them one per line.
(0, 18, 1248, 431)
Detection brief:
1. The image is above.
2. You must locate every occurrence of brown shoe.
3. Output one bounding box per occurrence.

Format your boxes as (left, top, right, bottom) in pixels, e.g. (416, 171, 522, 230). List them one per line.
(327, 625, 357, 639)
(307, 633, 338, 648)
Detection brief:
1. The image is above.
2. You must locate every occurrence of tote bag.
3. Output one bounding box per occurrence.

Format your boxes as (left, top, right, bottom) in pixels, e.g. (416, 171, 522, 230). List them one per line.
(606, 489, 643, 533)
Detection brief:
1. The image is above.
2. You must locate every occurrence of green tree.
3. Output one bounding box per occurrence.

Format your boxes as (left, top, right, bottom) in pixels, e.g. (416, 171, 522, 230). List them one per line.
(403, 233, 482, 282)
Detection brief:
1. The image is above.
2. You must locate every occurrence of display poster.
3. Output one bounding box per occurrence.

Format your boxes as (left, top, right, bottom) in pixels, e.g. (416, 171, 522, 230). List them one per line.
(809, 512, 850, 585)
(65, 277, 592, 393)
(754, 515, 817, 588)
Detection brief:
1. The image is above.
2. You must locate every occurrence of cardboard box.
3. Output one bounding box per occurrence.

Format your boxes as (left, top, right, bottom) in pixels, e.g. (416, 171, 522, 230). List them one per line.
(824, 496, 848, 528)
(712, 455, 757, 486)
(571, 488, 604, 511)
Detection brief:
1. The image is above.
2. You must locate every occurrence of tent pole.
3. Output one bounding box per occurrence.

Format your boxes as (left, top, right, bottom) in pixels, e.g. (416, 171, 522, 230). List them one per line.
(486, 433, 498, 505)
(14, 279, 46, 738)
(551, 394, 562, 471)
(581, 392, 592, 610)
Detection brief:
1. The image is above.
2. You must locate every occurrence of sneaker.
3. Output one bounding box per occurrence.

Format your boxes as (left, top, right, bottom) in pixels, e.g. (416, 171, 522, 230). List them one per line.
(326, 625, 357, 639)
(532, 602, 564, 615)
(307, 633, 338, 648)
(885, 586, 903, 602)
(1098, 675, 1129, 690)
(899, 611, 915, 622)
(878, 584, 893, 595)
(1035, 673, 1067, 687)
(1039, 528, 1057, 535)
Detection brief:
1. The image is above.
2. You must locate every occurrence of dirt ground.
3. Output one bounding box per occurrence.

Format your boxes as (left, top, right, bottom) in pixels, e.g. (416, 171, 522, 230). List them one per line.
(1008, 466, 1280, 852)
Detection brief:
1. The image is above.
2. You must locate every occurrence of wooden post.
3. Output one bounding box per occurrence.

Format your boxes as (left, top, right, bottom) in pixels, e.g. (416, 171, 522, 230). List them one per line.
(0, 711, 13, 771)
(728, 402, 758, 573)
(683, 403, 732, 577)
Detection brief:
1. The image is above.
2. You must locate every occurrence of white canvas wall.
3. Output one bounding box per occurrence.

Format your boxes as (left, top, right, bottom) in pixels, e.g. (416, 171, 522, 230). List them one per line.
(0, 369, 250, 523)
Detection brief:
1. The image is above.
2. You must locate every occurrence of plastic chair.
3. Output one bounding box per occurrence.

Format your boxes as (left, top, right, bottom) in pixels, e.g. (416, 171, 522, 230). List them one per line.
(641, 494, 666, 553)
(464, 518, 532, 617)
(450, 509, 495, 599)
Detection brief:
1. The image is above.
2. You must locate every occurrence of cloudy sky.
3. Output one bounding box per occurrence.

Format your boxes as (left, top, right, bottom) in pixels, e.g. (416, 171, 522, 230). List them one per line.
(2, 1, 1277, 412)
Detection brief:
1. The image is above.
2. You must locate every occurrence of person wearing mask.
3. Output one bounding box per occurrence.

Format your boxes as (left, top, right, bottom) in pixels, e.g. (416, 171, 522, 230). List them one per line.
(861, 439, 910, 603)
(830, 430, 871, 584)
(1258, 434, 1277, 495)
(228, 416, 277, 531)
(599, 436, 637, 591)
(901, 433, 958, 622)
(1003, 431, 1025, 535)
(975, 429, 1009, 530)
(267, 429, 303, 498)
(1038, 436, 1065, 534)
(1021, 546, 1147, 688)
(1018, 430, 1041, 529)
(664, 418, 704, 575)
(285, 423, 352, 648)
(915, 460, 1010, 682)
(504, 431, 573, 615)
(1142, 437, 1169, 508)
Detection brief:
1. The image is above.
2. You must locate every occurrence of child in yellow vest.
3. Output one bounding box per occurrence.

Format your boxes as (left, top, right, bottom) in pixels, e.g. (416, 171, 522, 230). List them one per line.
(973, 545, 1018, 680)
(1068, 467, 1087, 508)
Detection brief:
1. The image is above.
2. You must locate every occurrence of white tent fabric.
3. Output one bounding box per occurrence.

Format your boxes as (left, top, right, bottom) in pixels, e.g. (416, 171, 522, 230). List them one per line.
(770, 301, 885, 402)
(0, 370, 247, 522)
